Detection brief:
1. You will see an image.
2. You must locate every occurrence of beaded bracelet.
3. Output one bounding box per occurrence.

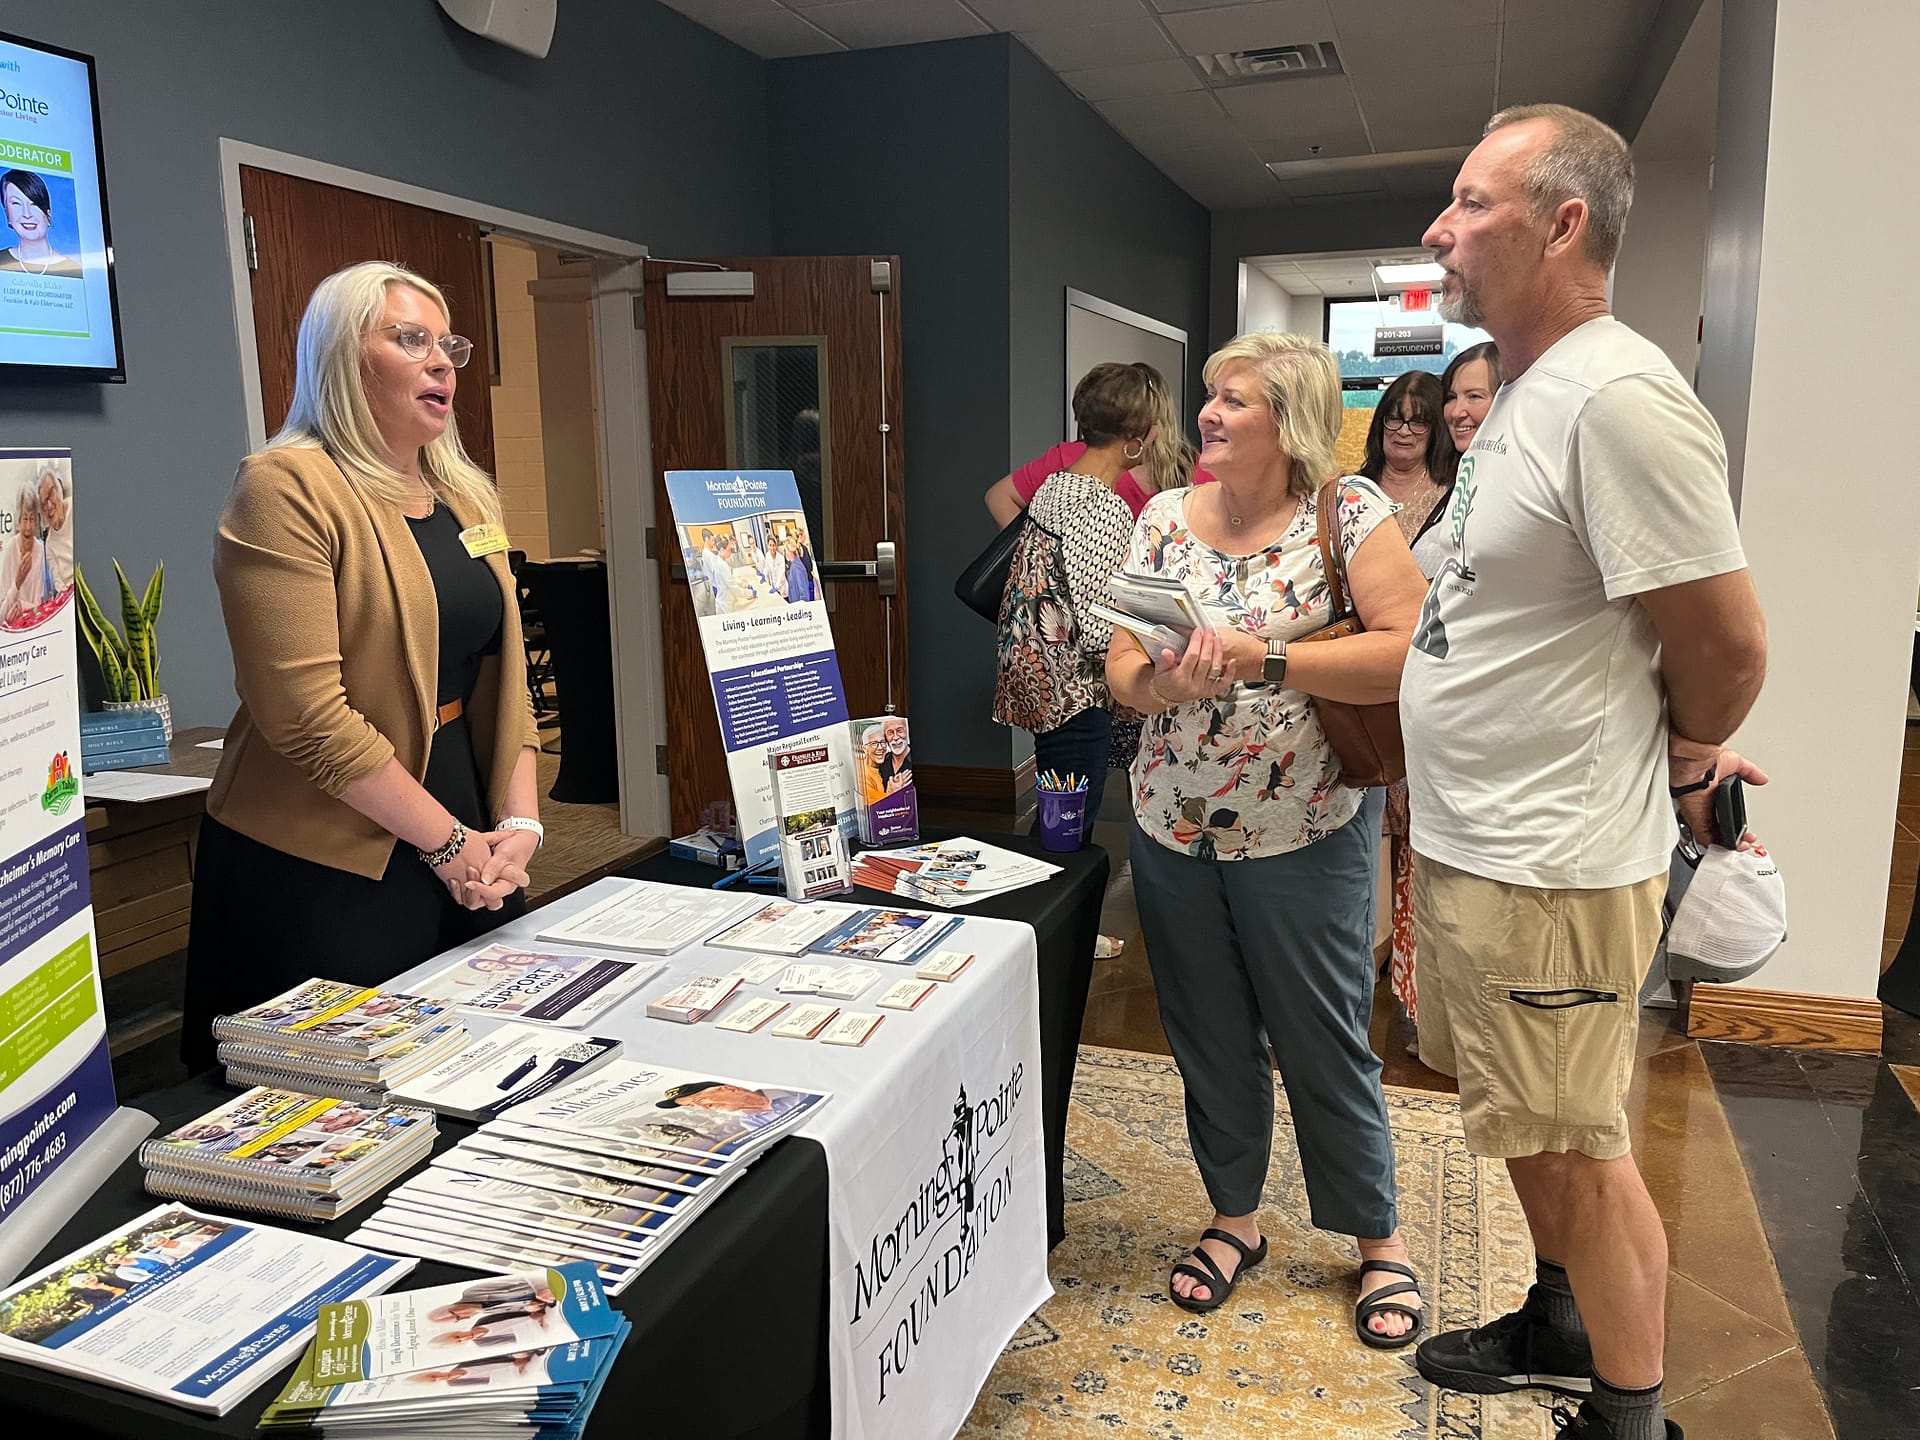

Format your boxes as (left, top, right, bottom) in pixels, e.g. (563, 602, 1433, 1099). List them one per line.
(417, 820, 468, 869)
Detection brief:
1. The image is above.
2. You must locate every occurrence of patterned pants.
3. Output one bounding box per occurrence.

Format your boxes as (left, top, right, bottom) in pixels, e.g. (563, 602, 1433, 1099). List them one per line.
(1382, 780, 1418, 1023)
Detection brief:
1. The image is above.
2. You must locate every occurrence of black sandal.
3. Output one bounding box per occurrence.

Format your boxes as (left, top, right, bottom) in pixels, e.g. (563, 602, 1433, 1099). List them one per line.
(1169, 1228, 1267, 1315)
(1354, 1259, 1426, 1350)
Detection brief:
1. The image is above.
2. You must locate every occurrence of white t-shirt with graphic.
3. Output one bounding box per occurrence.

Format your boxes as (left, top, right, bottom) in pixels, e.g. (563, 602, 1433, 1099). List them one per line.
(1400, 315, 1746, 890)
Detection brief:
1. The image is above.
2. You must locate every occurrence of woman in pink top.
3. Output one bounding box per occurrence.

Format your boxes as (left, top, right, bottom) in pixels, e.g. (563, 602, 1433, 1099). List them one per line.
(983, 361, 1211, 527)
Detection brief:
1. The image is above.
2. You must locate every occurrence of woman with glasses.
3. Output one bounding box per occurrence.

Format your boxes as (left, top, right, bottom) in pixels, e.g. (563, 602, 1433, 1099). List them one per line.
(1354, 370, 1450, 1055)
(180, 261, 543, 1072)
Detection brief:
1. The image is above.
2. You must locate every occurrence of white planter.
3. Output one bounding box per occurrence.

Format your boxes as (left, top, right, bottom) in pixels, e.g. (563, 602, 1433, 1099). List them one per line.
(104, 693, 172, 743)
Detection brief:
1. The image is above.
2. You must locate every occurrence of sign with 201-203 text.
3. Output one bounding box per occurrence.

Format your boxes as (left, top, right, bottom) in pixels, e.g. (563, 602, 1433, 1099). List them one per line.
(1373, 324, 1445, 357)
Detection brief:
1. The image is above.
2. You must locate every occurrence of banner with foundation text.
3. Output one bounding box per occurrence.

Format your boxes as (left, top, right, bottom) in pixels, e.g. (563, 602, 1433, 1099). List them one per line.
(665, 469, 856, 866)
(0, 447, 115, 1224)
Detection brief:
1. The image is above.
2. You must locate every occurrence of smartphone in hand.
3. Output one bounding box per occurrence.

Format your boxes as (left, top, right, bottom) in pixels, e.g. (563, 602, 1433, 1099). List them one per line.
(1712, 775, 1747, 848)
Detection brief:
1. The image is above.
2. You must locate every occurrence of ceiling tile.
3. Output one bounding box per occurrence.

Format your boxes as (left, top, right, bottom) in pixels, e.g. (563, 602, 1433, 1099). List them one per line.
(1251, 128, 1373, 163)
(1349, 61, 1495, 109)
(1061, 57, 1206, 99)
(1500, 12, 1637, 62)
(1017, 18, 1180, 69)
(1366, 106, 1489, 154)
(1114, 117, 1232, 153)
(1095, 89, 1227, 129)
(967, 0, 1149, 26)
(1329, 0, 1497, 37)
(1214, 73, 1362, 136)
(687, 2, 845, 56)
(803, 0, 988, 48)
(1161, 0, 1337, 55)
(1339, 25, 1497, 74)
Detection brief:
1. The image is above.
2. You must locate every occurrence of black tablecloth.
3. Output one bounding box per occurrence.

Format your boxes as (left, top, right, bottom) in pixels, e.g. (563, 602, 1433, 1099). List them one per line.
(0, 1075, 829, 1440)
(624, 825, 1109, 1249)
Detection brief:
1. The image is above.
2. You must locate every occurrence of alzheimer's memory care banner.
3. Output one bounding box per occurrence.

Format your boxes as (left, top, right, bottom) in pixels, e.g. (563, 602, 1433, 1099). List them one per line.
(665, 470, 856, 864)
(0, 449, 114, 1223)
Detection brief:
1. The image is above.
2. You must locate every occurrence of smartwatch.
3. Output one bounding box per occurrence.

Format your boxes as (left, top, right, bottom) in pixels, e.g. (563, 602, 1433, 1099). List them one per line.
(495, 815, 545, 850)
(1261, 641, 1288, 686)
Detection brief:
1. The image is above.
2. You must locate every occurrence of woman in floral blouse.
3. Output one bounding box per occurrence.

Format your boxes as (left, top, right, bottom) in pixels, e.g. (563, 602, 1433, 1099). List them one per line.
(1105, 333, 1431, 1348)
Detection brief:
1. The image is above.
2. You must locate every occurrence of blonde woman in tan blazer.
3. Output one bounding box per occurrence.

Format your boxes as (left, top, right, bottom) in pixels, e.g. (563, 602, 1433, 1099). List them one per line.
(182, 261, 542, 1071)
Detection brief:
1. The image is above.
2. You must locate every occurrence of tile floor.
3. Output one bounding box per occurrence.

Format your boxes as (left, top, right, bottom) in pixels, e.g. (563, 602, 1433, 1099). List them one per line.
(980, 798, 1920, 1440)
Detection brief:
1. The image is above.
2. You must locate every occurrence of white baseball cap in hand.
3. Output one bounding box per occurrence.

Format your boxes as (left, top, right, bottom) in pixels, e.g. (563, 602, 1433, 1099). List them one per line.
(1661, 838, 1788, 984)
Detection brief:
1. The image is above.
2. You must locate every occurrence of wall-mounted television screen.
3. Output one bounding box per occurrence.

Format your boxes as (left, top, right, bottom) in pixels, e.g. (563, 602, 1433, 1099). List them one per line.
(0, 30, 124, 382)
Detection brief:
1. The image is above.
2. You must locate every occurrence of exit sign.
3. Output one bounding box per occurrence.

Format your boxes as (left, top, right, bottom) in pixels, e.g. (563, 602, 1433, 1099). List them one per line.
(1403, 287, 1431, 311)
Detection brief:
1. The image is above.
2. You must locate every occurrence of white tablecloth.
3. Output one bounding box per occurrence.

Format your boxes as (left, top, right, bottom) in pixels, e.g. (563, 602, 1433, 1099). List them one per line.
(390, 877, 1050, 1440)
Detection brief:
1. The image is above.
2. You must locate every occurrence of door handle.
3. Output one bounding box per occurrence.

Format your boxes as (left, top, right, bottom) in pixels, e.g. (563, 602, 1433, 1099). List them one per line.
(671, 541, 895, 596)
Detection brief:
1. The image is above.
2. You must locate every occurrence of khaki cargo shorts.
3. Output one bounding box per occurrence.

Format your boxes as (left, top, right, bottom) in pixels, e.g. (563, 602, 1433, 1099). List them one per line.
(1412, 854, 1666, 1161)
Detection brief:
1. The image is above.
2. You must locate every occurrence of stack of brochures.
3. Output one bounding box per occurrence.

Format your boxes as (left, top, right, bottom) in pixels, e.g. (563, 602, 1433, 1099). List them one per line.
(0, 1203, 412, 1415)
(387, 1022, 625, 1122)
(259, 1263, 627, 1437)
(406, 944, 666, 1029)
(220, 1021, 470, 1105)
(140, 1088, 438, 1223)
(535, 881, 759, 956)
(347, 1061, 830, 1295)
(1088, 570, 1207, 657)
(850, 836, 1063, 909)
(805, 905, 961, 964)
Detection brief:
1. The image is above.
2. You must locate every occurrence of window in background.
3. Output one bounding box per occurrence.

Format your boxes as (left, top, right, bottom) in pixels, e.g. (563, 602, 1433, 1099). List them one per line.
(1324, 296, 1491, 387)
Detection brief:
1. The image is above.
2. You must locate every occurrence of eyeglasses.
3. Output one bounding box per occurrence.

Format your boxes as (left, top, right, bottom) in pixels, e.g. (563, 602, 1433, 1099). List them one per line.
(379, 323, 473, 368)
(1381, 415, 1431, 434)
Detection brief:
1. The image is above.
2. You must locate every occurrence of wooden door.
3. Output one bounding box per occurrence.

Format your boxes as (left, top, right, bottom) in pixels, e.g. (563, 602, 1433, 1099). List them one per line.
(644, 257, 907, 838)
(240, 166, 495, 473)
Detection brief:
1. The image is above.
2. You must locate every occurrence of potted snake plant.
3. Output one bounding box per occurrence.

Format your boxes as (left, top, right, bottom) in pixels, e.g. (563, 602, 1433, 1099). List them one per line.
(75, 560, 170, 740)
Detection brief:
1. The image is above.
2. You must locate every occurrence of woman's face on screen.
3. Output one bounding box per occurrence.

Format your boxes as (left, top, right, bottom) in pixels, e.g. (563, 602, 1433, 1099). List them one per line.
(3, 183, 48, 244)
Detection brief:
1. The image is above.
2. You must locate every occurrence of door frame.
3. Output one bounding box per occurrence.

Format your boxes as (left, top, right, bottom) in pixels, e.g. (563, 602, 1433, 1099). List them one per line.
(213, 139, 670, 841)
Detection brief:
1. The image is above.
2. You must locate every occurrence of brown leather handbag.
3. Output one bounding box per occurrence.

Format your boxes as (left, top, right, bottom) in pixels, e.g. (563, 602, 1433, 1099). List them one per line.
(1288, 478, 1406, 788)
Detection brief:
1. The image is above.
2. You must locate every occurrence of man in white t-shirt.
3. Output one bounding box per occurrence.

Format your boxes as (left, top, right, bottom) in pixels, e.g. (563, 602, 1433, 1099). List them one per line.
(1401, 107, 1767, 1440)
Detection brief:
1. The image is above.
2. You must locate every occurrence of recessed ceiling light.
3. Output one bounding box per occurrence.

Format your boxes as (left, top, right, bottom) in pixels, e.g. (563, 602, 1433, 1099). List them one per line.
(1374, 262, 1445, 284)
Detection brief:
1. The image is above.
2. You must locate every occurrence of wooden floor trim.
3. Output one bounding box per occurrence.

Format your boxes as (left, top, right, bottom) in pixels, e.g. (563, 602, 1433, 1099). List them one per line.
(1685, 983, 1883, 1054)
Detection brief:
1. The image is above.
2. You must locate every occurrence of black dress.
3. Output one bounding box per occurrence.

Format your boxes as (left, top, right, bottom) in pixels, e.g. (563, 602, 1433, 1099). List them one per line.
(181, 505, 524, 1071)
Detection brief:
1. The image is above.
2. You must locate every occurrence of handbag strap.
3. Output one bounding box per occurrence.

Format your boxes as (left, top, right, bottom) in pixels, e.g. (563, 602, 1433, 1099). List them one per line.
(1312, 478, 1353, 621)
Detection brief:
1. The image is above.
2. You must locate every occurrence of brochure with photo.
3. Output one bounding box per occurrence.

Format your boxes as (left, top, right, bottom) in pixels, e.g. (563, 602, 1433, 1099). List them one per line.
(0, 1205, 411, 1415)
(394, 1165, 681, 1240)
(346, 1222, 642, 1297)
(768, 740, 856, 901)
(410, 945, 664, 1028)
(387, 1024, 623, 1122)
(304, 1264, 616, 1383)
(496, 1060, 830, 1163)
(260, 1326, 627, 1431)
(430, 1147, 694, 1214)
(850, 712, 919, 846)
(704, 899, 857, 956)
(808, 907, 961, 965)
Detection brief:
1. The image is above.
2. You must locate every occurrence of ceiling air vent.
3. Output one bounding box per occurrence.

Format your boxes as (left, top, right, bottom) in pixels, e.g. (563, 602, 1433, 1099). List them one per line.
(1196, 41, 1342, 85)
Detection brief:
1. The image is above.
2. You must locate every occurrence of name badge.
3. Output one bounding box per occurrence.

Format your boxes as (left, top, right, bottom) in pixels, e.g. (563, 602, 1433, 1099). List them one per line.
(460, 522, 510, 558)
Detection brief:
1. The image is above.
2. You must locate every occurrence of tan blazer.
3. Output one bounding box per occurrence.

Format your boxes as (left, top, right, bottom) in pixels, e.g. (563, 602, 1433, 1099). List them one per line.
(207, 446, 540, 879)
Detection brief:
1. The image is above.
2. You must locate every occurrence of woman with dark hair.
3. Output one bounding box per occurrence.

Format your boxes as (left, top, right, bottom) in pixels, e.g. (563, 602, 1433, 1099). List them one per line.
(1435, 342, 1504, 487)
(0, 169, 82, 279)
(1358, 370, 1449, 551)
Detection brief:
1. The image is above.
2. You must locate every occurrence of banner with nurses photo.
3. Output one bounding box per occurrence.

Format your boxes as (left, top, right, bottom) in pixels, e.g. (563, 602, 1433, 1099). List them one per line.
(665, 470, 857, 866)
(0, 448, 115, 1224)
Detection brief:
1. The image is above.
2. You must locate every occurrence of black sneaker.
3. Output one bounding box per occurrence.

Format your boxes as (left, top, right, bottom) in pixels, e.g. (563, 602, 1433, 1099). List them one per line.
(1415, 1285, 1593, 1396)
(1549, 1399, 1683, 1438)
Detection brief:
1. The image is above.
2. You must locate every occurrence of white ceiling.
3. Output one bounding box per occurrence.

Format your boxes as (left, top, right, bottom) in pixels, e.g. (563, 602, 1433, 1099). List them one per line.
(655, 0, 1677, 209)
(1252, 250, 1437, 297)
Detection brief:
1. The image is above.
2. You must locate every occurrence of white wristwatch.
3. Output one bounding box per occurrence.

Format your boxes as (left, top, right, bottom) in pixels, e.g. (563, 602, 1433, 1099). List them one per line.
(495, 815, 545, 849)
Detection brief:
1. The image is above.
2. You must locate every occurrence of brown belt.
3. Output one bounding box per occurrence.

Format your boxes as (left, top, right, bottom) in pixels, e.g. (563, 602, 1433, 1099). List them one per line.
(434, 698, 464, 731)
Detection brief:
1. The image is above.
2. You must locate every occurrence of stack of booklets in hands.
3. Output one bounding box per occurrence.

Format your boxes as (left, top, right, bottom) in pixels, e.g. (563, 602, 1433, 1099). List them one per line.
(140, 1088, 438, 1222)
(850, 836, 1063, 908)
(346, 1061, 831, 1294)
(259, 1263, 627, 1437)
(0, 1204, 412, 1416)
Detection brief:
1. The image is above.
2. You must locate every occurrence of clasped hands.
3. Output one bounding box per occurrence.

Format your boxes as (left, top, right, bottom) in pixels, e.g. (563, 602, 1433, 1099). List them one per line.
(1148, 624, 1269, 706)
(431, 826, 539, 910)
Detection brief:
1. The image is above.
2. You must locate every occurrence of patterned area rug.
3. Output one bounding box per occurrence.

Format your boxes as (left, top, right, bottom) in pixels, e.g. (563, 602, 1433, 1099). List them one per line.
(962, 1046, 1558, 1439)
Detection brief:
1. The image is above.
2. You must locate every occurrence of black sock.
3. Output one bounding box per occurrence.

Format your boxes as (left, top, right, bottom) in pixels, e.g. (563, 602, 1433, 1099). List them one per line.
(1535, 1258, 1587, 1345)
(1590, 1371, 1665, 1440)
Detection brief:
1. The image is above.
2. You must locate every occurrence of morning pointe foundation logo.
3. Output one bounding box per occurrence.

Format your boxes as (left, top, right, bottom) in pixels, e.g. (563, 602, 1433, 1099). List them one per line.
(40, 751, 77, 816)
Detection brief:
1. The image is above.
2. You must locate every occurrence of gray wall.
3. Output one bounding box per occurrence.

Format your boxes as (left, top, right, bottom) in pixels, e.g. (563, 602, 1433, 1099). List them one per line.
(1209, 197, 1453, 349)
(0, 0, 770, 726)
(1696, 0, 1775, 509)
(1006, 41, 1210, 472)
(768, 38, 1012, 770)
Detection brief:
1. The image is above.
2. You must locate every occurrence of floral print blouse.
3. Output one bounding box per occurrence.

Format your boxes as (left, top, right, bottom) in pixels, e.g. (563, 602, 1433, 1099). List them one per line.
(1126, 478, 1396, 860)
